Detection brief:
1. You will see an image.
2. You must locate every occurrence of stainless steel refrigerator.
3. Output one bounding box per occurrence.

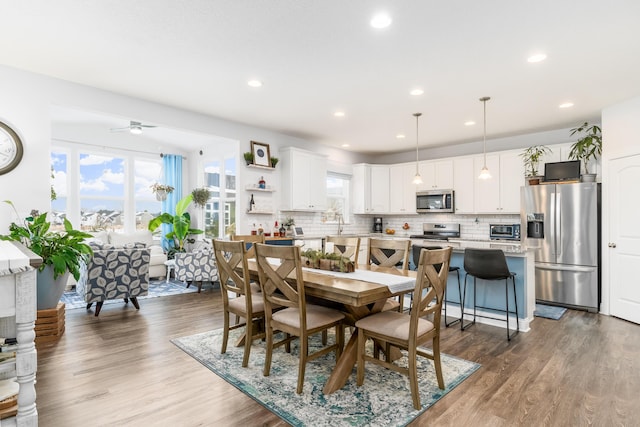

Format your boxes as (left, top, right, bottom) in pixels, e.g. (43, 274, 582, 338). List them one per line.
(521, 182, 601, 311)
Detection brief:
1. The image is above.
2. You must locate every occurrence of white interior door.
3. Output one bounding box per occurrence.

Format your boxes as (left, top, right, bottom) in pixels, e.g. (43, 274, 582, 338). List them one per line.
(609, 154, 640, 324)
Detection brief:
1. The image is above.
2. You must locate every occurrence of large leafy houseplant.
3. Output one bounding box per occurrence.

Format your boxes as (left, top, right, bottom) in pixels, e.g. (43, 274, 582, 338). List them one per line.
(147, 194, 203, 252)
(520, 145, 551, 177)
(568, 122, 602, 175)
(0, 201, 93, 280)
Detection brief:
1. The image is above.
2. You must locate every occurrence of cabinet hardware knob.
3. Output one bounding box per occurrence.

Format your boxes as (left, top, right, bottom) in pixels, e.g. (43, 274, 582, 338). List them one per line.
(609, 243, 617, 248)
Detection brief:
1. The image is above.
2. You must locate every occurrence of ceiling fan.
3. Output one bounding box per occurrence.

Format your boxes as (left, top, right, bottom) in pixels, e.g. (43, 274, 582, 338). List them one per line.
(110, 120, 157, 135)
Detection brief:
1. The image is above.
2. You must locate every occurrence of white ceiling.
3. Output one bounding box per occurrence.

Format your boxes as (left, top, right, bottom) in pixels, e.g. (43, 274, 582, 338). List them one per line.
(2, 0, 640, 154)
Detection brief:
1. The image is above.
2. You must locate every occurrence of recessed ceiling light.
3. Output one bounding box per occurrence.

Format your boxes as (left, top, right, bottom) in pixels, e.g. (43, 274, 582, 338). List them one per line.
(527, 53, 547, 63)
(247, 80, 262, 87)
(396, 134, 406, 139)
(410, 89, 424, 96)
(464, 121, 476, 126)
(341, 143, 350, 148)
(370, 13, 392, 29)
(334, 111, 345, 117)
(559, 102, 574, 109)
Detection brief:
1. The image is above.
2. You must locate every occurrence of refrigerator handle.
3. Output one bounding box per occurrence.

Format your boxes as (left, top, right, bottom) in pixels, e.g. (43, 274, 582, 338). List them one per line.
(549, 192, 555, 257)
(556, 191, 561, 259)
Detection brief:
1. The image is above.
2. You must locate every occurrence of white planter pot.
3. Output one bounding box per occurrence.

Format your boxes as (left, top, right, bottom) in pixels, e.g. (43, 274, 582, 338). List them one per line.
(36, 265, 70, 310)
(581, 173, 597, 182)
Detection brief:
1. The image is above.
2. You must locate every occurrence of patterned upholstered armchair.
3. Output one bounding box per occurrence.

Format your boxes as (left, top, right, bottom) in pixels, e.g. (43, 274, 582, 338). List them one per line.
(174, 246, 218, 293)
(76, 243, 150, 316)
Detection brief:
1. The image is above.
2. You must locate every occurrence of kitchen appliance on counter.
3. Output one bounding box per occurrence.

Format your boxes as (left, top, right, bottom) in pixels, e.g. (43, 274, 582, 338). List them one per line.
(373, 217, 383, 233)
(489, 224, 521, 241)
(521, 182, 601, 311)
(416, 190, 454, 213)
(410, 223, 460, 241)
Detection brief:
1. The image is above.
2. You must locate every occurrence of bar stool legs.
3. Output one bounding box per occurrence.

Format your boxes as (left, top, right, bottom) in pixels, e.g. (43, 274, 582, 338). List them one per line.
(444, 267, 462, 327)
(460, 274, 520, 341)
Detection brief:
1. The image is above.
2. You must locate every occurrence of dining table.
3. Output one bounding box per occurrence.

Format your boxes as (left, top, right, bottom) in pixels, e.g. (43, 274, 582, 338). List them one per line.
(246, 260, 417, 394)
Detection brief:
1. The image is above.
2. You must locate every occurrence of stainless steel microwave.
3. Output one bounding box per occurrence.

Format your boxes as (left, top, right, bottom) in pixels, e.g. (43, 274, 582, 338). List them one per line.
(416, 190, 454, 213)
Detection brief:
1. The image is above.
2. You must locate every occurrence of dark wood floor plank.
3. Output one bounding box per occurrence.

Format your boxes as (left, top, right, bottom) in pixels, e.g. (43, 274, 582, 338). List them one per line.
(35, 289, 640, 426)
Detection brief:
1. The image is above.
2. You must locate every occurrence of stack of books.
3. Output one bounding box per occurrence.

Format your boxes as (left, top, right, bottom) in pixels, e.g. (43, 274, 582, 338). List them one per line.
(0, 338, 17, 373)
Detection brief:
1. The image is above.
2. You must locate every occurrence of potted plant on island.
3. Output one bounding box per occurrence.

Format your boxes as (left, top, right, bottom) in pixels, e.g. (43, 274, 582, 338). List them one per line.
(148, 194, 203, 257)
(568, 122, 602, 182)
(520, 145, 551, 185)
(0, 201, 93, 310)
(150, 183, 175, 201)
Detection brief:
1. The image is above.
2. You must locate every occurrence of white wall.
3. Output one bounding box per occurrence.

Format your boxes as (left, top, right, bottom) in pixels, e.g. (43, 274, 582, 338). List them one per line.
(0, 65, 367, 233)
(600, 95, 640, 315)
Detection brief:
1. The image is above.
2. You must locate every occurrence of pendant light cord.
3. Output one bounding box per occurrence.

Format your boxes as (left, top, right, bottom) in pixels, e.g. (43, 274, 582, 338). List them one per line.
(481, 97, 489, 167)
(414, 112, 422, 173)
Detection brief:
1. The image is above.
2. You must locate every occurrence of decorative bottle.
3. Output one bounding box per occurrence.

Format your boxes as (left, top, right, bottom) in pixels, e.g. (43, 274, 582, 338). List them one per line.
(251, 223, 257, 235)
(279, 222, 286, 237)
(258, 224, 264, 235)
(273, 221, 279, 237)
(258, 176, 266, 189)
(249, 194, 255, 211)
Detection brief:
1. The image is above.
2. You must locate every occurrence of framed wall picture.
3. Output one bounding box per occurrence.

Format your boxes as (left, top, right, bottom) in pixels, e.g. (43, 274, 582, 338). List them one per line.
(251, 141, 271, 167)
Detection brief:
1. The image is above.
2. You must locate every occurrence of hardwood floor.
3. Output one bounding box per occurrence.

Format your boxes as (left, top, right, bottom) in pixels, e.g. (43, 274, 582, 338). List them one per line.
(36, 289, 640, 426)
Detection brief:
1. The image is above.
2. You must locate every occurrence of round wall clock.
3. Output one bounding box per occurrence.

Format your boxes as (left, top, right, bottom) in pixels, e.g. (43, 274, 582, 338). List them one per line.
(0, 121, 23, 175)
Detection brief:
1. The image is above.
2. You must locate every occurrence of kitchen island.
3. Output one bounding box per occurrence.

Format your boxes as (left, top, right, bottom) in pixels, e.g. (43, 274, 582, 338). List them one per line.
(412, 238, 536, 332)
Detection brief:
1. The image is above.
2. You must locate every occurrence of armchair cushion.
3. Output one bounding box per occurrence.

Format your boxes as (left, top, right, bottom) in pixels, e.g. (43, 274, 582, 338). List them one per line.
(77, 246, 150, 304)
(174, 248, 218, 283)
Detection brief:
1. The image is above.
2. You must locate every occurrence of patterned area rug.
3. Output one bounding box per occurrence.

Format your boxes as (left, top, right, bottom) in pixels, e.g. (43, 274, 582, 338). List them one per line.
(61, 278, 206, 310)
(534, 303, 568, 320)
(172, 328, 481, 427)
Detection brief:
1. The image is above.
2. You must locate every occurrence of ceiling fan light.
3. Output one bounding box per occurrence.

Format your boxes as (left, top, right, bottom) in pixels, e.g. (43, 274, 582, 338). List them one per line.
(130, 125, 143, 135)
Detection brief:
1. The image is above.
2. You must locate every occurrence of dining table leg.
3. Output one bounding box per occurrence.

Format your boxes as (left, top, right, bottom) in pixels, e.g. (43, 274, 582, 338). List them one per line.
(323, 299, 403, 394)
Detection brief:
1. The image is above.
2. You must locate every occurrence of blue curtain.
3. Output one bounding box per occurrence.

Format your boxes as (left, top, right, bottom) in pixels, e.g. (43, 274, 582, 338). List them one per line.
(161, 154, 182, 251)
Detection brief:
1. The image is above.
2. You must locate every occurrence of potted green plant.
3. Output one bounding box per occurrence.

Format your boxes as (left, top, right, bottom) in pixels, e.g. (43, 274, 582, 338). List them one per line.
(243, 152, 254, 165)
(150, 183, 175, 201)
(191, 187, 211, 208)
(270, 156, 279, 168)
(148, 194, 203, 253)
(520, 145, 551, 185)
(568, 122, 602, 182)
(0, 201, 93, 309)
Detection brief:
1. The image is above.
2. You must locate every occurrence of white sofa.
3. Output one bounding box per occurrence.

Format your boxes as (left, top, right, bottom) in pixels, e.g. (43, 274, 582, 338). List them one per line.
(90, 230, 167, 279)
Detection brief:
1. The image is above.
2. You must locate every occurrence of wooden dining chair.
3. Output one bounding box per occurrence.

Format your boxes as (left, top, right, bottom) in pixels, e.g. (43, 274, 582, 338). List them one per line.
(254, 243, 345, 394)
(356, 246, 452, 410)
(326, 235, 361, 265)
(231, 234, 265, 259)
(231, 234, 265, 294)
(212, 239, 266, 368)
(367, 238, 411, 311)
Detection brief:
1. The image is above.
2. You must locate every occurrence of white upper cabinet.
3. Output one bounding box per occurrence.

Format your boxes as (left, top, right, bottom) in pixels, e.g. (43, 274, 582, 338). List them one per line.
(473, 151, 525, 213)
(474, 154, 501, 213)
(389, 163, 417, 214)
(280, 147, 327, 211)
(352, 164, 389, 214)
(453, 157, 475, 214)
(417, 160, 454, 191)
(499, 151, 526, 213)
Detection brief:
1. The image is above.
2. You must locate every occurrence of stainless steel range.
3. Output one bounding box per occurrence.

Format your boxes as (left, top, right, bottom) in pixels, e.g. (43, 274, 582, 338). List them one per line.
(410, 223, 460, 241)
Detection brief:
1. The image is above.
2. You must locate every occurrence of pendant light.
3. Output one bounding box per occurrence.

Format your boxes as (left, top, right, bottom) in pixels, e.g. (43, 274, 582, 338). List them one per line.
(412, 112, 423, 185)
(478, 96, 492, 179)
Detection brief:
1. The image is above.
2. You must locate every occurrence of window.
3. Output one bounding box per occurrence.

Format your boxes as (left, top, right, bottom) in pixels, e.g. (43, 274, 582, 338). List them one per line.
(79, 153, 126, 231)
(134, 158, 163, 230)
(50, 150, 68, 231)
(203, 155, 237, 239)
(51, 143, 163, 233)
(326, 173, 350, 222)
